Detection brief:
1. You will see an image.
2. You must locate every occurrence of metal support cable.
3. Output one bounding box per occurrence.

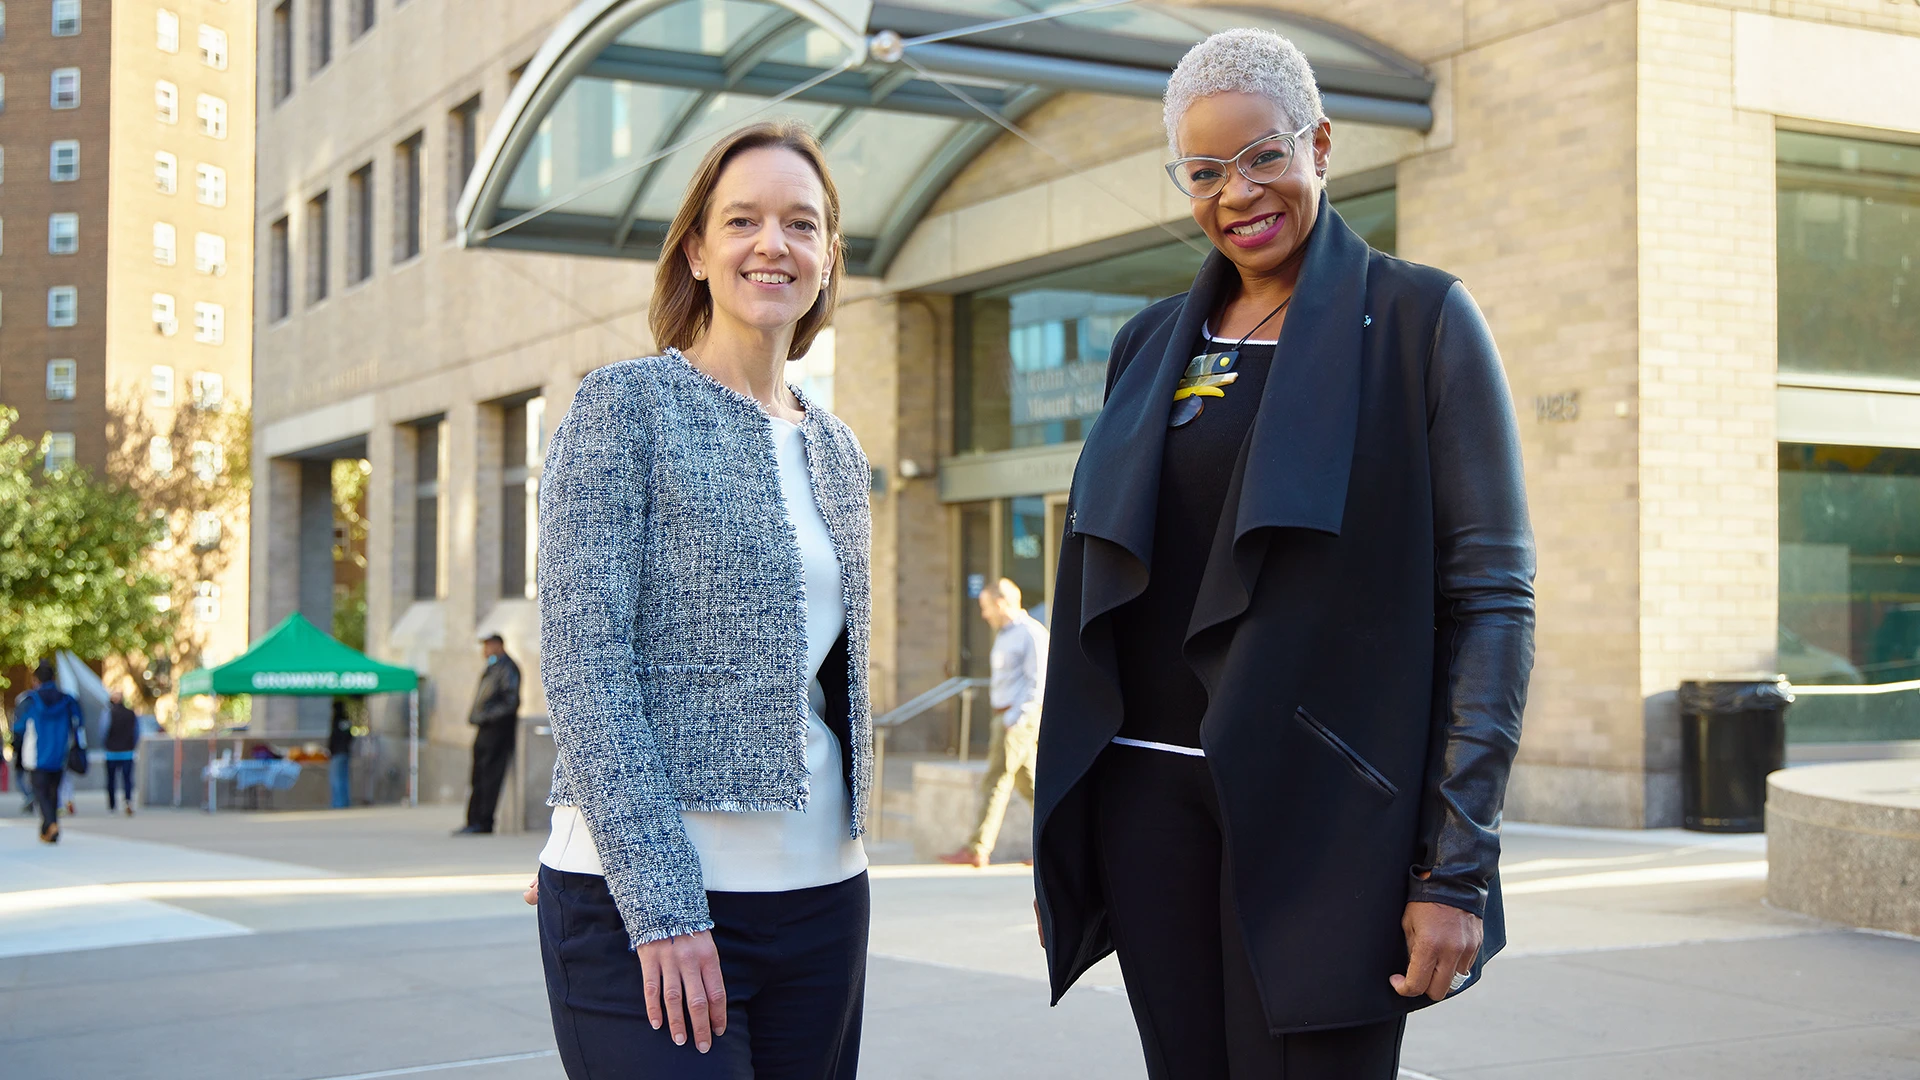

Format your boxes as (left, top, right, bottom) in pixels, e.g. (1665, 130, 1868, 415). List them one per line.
(894, 0, 1142, 49)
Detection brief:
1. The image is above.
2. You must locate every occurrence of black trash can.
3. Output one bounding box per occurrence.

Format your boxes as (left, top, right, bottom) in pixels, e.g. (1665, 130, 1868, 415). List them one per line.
(1677, 675, 1794, 832)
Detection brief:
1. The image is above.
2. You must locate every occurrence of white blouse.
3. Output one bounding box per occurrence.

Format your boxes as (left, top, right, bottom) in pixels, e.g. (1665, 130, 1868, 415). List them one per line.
(539, 414, 868, 893)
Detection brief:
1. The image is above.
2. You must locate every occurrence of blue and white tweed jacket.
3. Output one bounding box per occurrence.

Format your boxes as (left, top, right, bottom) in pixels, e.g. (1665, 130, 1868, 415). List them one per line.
(538, 350, 874, 947)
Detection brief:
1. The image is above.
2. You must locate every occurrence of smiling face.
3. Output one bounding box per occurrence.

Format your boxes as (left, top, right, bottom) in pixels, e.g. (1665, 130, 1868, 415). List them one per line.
(683, 145, 834, 348)
(1175, 90, 1330, 281)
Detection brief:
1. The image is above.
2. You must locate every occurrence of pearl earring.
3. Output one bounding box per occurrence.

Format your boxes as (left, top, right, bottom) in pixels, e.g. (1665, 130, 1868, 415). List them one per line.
(692, 269, 705, 280)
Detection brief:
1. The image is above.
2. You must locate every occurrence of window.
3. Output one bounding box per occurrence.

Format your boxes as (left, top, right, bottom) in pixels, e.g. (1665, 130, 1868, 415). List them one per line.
(47, 287, 76, 327)
(347, 163, 373, 283)
(395, 132, 423, 261)
(52, 0, 78, 37)
(150, 365, 175, 407)
(157, 81, 178, 122)
(0, 146, 6, 184)
(447, 95, 481, 238)
(1780, 444, 1920, 743)
(269, 217, 290, 320)
(50, 140, 78, 182)
(192, 512, 222, 548)
(0, 5, 7, 43)
(156, 9, 178, 51)
(271, 2, 292, 102)
(189, 440, 221, 482)
(198, 25, 227, 69)
(501, 396, 547, 599)
(152, 293, 177, 335)
(45, 359, 76, 400)
(0, 216, 7, 255)
(193, 581, 220, 623)
(1778, 132, 1920, 380)
(45, 434, 76, 473)
(196, 95, 227, 138)
(193, 302, 224, 344)
(155, 152, 177, 193)
(191, 371, 224, 409)
(307, 192, 330, 304)
(310, 0, 333, 73)
(148, 436, 174, 475)
(47, 214, 77, 255)
(194, 232, 225, 275)
(154, 222, 176, 265)
(412, 418, 443, 599)
(0, 75, 8, 114)
(50, 68, 80, 110)
(350, 0, 374, 39)
(195, 163, 226, 206)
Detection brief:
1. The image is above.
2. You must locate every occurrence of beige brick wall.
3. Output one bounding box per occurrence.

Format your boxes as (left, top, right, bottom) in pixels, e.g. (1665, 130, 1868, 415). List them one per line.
(1399, 0, 1648, 825)
(1635, 0, 1782, 812)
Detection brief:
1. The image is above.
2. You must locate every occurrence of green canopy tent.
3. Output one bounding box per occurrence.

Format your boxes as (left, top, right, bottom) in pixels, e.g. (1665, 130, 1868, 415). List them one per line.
(179, 613, 424, 806)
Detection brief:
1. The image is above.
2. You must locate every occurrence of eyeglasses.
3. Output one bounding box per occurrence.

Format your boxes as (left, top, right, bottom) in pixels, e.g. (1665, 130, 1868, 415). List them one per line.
(1165, 125, 1316, 200)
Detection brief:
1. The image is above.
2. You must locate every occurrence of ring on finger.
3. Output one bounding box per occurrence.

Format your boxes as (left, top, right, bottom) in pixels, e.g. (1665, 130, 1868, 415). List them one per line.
(1448, 971, 1470, 992)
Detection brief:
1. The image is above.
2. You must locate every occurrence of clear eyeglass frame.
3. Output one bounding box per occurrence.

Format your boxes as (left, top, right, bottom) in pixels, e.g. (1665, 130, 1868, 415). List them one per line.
(1165, 123, 1317, 200)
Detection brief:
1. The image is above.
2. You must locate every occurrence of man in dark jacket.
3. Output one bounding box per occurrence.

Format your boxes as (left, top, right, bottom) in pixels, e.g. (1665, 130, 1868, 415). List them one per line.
(103, 690, 140, 815)
(328, 698, 356, 809)
(16, 661, 84, 843)
(456, 634, 520, 835)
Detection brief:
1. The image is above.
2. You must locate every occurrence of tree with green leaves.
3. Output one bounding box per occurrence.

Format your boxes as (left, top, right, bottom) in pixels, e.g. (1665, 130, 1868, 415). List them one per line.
(0, 407, 175, 693)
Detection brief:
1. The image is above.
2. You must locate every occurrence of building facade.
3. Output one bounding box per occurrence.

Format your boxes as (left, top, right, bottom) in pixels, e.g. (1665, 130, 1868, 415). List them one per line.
(0, 0, 254, 717)
(253, 0, 1920, 826)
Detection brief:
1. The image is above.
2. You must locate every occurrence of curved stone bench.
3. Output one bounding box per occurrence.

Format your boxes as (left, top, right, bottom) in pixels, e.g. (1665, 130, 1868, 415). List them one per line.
(1767, 760, 1920, 936)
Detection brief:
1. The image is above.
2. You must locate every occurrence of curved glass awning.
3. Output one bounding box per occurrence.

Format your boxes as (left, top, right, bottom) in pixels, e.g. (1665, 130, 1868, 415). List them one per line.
(457, 0, 1433, 277)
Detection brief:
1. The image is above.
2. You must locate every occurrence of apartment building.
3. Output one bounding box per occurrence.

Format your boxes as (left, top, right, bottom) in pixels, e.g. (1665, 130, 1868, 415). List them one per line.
(258, 0, 1920, 826)
(0, 0, 254, 716)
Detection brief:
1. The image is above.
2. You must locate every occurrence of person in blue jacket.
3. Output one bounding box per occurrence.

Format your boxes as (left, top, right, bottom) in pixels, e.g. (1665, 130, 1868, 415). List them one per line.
(16, 661, 84, 843)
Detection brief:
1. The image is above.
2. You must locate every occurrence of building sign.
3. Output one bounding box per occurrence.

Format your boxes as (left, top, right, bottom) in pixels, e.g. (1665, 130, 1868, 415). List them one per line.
(1011, 360, 1106, 426)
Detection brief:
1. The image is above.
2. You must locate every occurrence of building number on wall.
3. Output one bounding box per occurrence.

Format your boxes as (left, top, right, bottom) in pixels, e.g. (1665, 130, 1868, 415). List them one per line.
(1535, 391, 1580, 422)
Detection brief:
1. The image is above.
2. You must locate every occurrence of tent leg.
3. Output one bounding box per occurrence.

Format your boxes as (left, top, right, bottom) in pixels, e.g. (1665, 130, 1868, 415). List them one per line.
(408, 689, 420, 808)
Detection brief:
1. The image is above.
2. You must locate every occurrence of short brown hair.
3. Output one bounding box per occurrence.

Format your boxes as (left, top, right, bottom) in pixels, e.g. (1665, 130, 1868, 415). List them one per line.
(650, 121, 844, 361)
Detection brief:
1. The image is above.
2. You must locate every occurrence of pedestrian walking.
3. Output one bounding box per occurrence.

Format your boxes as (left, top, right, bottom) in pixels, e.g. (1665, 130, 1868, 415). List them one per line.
(454, 634, 521, 835)
(16, 661, 86, 844)
(328, 698, 355, 810)
(532, 120, 872, 1079)
(9, 698, 32, 815)
(103, 690, 139, 816)
(1033, 29, 1535, 1079)
(939, 579, 1046, 868)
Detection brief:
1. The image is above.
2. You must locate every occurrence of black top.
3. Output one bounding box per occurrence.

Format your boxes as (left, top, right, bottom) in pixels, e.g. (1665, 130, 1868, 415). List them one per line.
(328, 704, 355, 756)
(1112, 334, 1277, 748)
(104, 704, 140, 753)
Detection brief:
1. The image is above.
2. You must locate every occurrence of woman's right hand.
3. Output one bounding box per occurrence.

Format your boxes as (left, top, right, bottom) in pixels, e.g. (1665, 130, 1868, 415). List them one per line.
(637, 930, 728, 1053)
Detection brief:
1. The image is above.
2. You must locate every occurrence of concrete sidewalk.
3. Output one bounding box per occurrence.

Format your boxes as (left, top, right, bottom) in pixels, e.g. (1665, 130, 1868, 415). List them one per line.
(0, 808, 1915, 1078)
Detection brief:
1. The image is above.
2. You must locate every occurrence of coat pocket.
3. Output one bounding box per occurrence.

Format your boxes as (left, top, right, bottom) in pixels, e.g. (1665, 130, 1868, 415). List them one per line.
(1293, 707, 1398, 799)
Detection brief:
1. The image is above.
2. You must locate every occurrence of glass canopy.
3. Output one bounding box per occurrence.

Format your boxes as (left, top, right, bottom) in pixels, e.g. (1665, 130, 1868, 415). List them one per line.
(458, 0, 1433, 276)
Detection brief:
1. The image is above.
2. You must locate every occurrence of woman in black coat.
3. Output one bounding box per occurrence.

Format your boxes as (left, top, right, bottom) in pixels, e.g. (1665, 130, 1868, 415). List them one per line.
(1032, 28, 1536, 1079)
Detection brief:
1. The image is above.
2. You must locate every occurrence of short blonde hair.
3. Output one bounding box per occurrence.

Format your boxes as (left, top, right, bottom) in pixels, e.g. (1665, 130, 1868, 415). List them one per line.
(1163, 29, 1325, 151)
(650, 121, 845, 361)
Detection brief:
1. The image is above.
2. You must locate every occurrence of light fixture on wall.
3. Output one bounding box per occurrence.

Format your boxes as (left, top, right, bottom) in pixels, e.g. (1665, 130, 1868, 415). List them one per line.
(897, 459, 927, 481)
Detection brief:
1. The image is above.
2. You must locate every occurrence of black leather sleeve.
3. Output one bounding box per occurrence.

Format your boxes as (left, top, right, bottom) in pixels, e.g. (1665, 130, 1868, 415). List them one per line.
(1410, 281, 1537, 918)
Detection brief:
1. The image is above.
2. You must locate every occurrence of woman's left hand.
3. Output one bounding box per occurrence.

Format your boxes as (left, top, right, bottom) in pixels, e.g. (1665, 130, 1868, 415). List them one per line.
(1390, 901, 1482, 1001)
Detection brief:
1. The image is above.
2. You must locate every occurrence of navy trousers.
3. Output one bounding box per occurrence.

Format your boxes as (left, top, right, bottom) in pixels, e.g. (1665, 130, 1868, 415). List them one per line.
(539, 865, 868, 1080)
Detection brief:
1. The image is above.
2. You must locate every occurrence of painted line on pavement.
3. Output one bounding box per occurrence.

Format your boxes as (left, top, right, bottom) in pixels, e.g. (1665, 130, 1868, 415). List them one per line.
(303, 1050, 558, 1080)
(868, 863, 1033, 879)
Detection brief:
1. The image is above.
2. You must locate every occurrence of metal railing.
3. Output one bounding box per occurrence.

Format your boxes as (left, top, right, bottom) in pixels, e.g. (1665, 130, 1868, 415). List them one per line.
(870, 676, 988, 840)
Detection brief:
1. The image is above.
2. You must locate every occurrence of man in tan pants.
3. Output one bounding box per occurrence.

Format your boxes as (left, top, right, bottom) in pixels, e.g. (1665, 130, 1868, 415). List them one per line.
(940, 578, 1047, 868)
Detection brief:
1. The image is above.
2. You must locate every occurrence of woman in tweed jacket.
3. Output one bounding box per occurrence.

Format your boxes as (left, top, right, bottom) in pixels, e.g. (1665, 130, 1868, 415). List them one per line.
(532, 122, 874, 1079)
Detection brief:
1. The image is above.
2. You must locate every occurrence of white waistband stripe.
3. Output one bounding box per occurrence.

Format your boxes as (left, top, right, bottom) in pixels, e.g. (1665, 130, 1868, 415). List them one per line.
(1110, 736, 1206, 758)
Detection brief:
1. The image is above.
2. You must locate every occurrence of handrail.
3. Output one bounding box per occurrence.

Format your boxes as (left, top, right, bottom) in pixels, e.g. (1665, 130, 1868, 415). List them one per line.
(869, 676, 989, 843)
(874, 676, 988, 728)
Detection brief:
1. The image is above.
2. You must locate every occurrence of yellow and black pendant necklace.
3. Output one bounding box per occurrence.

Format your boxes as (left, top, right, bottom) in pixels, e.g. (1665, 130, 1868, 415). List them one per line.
(1169, 295, 1291, 428)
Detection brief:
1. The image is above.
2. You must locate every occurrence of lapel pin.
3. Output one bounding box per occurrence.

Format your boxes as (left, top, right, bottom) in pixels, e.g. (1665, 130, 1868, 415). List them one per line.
(1363, 315, 1373, 327)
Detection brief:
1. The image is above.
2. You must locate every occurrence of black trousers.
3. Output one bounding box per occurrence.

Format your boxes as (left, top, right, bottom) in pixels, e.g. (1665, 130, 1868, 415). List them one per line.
(539, 865, 868, 1080)
(106, 760, 135, 808)
(464, 721, 516, 830)
(1093, 746, 1406, 1080)
(31, 770, 63, 835)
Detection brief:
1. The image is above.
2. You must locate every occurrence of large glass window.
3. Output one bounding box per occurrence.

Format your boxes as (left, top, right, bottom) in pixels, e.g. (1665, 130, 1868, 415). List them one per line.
(1779, 443, 1920, 742)
(1777, 131, 1920, 381)
(955, 189, 1396, 455)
